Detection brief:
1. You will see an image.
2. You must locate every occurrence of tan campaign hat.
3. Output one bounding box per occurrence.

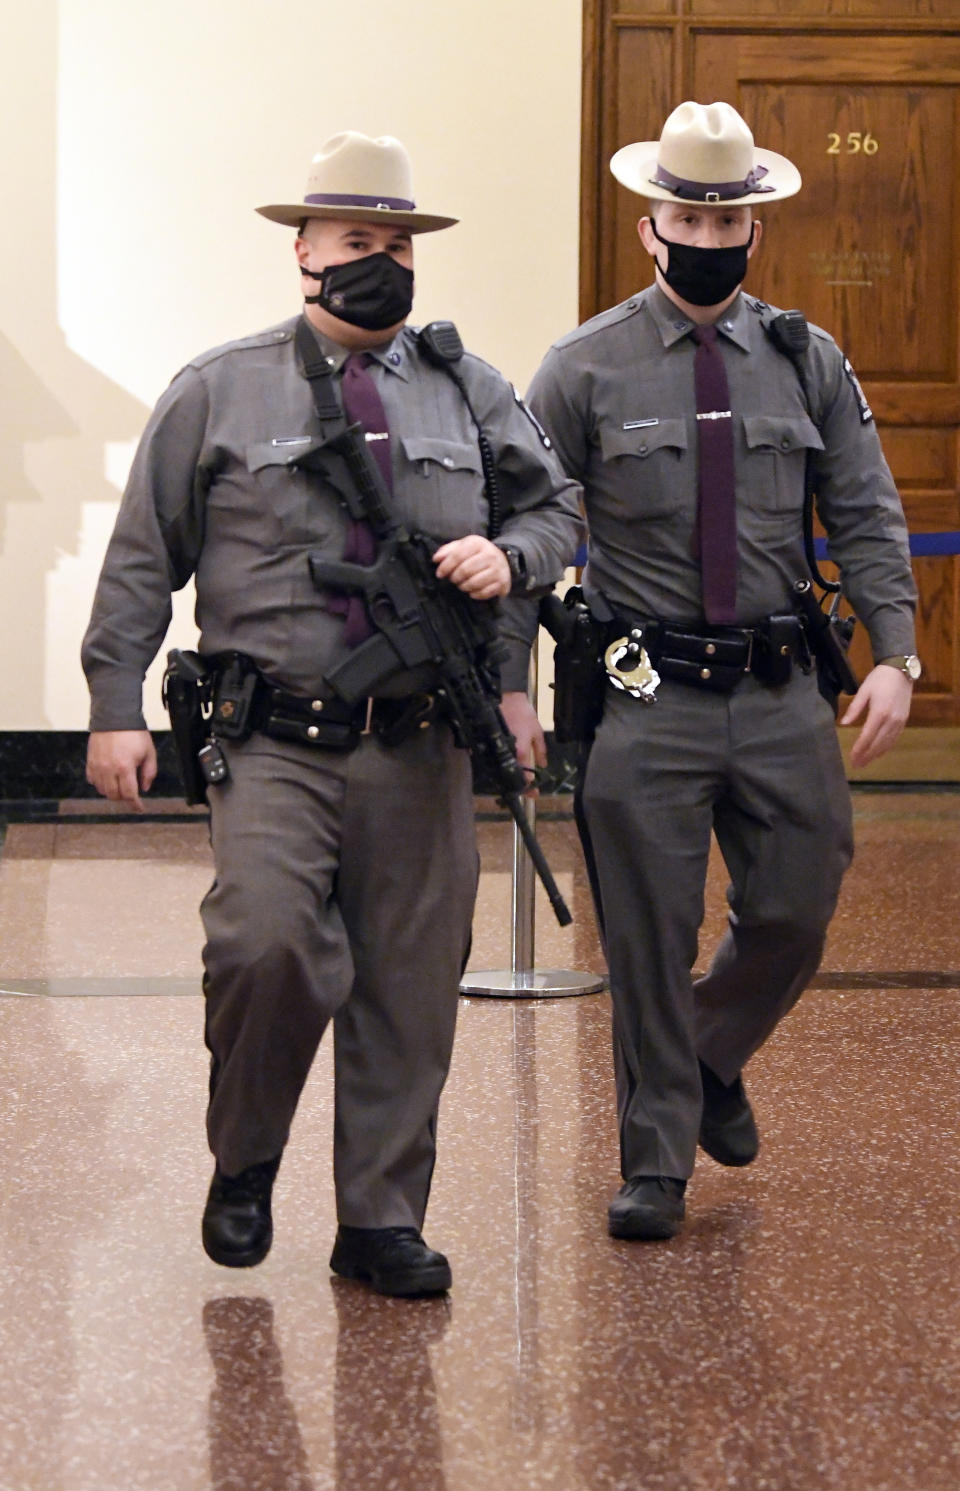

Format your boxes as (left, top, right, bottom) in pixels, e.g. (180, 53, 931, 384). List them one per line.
(610, 100, 801, 206)
(257, 131, 458, 234)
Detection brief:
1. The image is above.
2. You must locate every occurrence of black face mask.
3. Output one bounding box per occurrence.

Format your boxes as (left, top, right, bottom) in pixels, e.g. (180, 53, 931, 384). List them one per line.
(650, 218, 755, 307)
(300, 251, 414, 331)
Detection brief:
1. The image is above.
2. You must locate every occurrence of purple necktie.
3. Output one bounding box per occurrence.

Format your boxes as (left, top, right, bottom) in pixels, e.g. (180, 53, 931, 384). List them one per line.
(691, 325, 737, 624)
(336, 352, 387, 645)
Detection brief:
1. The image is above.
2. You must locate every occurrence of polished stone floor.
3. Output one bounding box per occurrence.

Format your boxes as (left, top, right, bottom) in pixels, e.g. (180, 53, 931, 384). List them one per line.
(1, 791, 959, 1490)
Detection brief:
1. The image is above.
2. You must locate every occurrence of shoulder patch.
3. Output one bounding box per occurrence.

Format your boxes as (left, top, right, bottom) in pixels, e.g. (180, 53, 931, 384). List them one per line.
(842, 355, 873, 424)
(511, 384, 553, 448)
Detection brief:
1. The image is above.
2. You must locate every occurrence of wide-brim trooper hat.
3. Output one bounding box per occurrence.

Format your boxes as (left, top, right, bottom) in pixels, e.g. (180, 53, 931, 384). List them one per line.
(256, 131, 458, 234)
(611, 101, 801, 206)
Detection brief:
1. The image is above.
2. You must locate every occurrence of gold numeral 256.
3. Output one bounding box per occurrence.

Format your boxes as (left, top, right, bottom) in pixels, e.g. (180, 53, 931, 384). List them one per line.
(827, 131, 879, 155)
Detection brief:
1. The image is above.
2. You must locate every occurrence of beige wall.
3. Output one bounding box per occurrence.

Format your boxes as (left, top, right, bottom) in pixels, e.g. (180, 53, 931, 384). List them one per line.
(0, 0, 582, 729)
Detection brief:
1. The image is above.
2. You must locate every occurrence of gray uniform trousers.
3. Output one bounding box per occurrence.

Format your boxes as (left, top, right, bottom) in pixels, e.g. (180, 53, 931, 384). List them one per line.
(579, 666, 854, 1181)
(200, 722, 477, 1230)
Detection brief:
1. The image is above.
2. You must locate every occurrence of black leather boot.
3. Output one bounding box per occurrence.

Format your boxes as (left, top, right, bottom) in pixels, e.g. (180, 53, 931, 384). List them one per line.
(330, 1226, 452, 1296)
(202, 1155, 281, 1268)
(698, 1060, 760, 1166)
(607, 1176, 687, 1240)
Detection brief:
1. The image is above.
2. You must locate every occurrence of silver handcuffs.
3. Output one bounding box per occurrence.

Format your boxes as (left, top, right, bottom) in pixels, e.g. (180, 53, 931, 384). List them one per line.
(604, 628, 660, 703)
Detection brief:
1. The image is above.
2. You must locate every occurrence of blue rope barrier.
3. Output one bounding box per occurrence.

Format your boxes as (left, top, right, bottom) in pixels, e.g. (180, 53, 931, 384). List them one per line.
(571, 534, 960, 570)
(814, 532, 960, 559)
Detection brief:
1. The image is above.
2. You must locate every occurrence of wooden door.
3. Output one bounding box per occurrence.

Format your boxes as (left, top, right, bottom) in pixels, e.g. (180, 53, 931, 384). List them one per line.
(581, 2, 960, 738)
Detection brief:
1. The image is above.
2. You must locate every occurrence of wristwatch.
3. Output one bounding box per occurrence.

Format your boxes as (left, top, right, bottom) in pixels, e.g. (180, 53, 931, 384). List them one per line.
(500, 545, 529, 591)
(878, 654, 922, 681)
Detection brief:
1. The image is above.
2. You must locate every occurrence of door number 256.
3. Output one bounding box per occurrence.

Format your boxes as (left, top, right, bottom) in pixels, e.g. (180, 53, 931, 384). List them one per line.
(827, 131, 878, 155)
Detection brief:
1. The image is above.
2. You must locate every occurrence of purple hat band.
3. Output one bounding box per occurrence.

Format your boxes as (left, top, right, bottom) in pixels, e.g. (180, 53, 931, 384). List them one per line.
(304, 191, 417, 211)
(650, 163, 773, 201)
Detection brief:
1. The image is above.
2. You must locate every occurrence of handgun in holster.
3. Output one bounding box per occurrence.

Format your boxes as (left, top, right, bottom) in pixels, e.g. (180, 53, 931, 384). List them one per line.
(539, 586, 609, 745)
(161, 649, 225, 805)
(793, 579, 858, 714)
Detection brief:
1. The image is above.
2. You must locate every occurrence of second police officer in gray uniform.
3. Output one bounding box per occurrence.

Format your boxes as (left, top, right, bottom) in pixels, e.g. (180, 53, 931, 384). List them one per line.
(82, 133, 581, 1294)
(528, 102, 918, 1242)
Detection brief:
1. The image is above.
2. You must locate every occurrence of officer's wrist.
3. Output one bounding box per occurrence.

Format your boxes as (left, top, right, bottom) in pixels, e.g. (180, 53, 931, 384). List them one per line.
(877, 654, 921, 682)
(499, 544, 528, 593)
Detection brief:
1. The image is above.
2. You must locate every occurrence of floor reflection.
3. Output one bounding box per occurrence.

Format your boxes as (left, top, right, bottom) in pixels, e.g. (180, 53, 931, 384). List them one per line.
(204, 1297, 315, 1491)
(332, 1281, 449, 1490)
(510, 1004, 543, 1440)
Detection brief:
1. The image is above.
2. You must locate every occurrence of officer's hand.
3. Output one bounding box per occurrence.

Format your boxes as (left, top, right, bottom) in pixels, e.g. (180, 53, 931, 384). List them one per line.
(840, 665, 913, 767)
(432, 535, 511, 599)
(500, 691, 547, 797)
(86, 730, 157, 811)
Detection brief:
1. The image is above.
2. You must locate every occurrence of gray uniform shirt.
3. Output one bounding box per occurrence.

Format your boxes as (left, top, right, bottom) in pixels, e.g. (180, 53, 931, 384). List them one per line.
(527, 284, 916, 659)
(82, 315, 582, 730)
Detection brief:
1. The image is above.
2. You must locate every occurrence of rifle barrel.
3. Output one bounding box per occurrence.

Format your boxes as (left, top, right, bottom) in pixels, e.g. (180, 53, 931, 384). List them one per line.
(503, 792, 572, 927)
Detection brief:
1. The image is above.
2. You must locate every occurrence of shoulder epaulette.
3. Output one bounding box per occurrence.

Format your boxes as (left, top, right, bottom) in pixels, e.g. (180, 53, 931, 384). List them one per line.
(187, 319, 300, 372)
(806, 321, 835, 347)
(549, 294, 645, 352)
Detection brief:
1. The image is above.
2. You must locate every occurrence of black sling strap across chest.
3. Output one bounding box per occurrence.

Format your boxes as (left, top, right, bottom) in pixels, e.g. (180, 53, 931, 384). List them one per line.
(293, 318, 503, 538)
(295, 317, 350, 430)
(759, 304, 859, 703)
(759, 306, 840, 597)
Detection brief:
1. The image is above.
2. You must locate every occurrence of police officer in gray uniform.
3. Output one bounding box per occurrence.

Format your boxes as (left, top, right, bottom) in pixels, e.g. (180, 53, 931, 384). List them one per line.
(528, 102, 918, 1241)
(82, 132, 581, 1293)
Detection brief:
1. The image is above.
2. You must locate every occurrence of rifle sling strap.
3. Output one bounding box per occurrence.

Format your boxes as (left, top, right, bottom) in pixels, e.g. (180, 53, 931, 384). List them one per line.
(295, 318, 350, 432)
(294, 317, 502, 537)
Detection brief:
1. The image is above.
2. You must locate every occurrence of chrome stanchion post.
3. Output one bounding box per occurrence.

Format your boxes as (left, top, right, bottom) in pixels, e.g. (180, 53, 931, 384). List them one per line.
(461, 635, 604, 999)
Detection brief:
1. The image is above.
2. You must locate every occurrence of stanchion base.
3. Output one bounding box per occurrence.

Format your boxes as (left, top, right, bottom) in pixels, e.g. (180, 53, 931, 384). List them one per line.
(460, 968, 606, 999)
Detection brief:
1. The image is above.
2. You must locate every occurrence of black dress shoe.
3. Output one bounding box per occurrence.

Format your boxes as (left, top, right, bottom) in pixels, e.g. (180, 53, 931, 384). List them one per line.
(698, 1060, 760, 1167)
(607, 1177, 686, 1240)
(330, 1225, 452, 1297)
(202, 1156, 281, 1268)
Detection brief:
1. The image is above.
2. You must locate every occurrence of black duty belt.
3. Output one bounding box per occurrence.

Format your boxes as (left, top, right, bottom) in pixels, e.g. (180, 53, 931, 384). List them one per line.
(612, 614, 811, 693)
(206, 653, 439, 750)
(260, 687, 439, 750)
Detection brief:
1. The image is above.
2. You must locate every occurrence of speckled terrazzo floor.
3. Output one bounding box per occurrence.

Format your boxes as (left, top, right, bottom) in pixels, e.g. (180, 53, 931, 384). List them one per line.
(1, 793, 959, 1491)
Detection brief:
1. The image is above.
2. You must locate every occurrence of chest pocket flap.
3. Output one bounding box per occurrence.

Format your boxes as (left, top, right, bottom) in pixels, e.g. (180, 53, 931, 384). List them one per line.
(401, 436, 482, 474)
(743, 414, 824, 455)
(246, 437, 328, 474)
(599, 419, 688, 461)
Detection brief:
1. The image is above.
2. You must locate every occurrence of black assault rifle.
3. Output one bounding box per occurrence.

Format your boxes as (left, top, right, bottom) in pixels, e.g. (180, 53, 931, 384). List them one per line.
(306, 425, 572, 927)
